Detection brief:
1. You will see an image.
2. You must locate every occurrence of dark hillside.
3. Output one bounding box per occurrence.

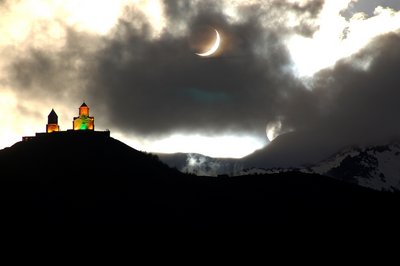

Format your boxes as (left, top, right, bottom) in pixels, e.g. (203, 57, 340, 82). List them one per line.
(1, 132, 399, 229)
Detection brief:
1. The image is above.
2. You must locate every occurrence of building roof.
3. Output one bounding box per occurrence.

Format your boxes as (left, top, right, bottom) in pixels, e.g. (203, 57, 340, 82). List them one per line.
(48, 109, 58, 124)
(80, 102, 88, 107)
(48, 109, 57, 117)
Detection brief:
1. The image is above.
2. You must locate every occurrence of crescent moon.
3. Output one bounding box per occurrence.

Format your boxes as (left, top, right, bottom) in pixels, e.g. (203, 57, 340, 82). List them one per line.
(196, 29, 221, 57)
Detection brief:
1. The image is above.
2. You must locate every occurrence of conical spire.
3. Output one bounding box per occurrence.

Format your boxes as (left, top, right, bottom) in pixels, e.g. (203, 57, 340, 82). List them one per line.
(46, 109, 60, 133)
(48, 109, 58, 124)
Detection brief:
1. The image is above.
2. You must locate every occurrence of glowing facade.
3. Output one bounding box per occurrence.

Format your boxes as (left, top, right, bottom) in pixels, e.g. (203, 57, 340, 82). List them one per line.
(46, 109, 60, 133)
(73, 102, 94, 130)
(23, 102, 107, 141)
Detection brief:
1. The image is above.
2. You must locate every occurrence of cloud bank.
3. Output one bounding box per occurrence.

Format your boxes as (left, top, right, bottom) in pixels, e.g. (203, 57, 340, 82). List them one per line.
(245, 32, 400, 168)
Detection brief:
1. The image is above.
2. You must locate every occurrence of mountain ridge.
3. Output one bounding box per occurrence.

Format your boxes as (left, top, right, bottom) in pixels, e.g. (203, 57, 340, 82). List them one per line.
(158, 139, 400, 192)
(305, 142, 400, 191)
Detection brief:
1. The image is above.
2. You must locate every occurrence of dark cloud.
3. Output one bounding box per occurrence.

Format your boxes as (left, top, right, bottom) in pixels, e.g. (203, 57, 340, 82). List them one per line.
(245, 32, 400, 168)
(7, 28, 98, 102)
(6, 0, 357, 155)
(85, 1, 317, 137)
(272, 0, 323, 37)
(4, 1, 326, 139)
(316, 33, 400, 142)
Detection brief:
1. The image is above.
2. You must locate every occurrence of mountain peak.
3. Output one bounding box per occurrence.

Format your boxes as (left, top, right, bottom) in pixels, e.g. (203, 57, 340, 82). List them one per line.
(308, 142, 400, 191)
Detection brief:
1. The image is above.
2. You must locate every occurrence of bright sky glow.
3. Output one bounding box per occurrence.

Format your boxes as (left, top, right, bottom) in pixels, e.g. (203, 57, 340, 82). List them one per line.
(287, 0, 400, 77)
(115, 133, 267, 158)
(139, 0, 166, 37)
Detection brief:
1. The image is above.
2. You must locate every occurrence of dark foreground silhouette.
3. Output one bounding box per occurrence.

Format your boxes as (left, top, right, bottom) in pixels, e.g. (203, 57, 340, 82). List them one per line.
(1, 132, 399, 230)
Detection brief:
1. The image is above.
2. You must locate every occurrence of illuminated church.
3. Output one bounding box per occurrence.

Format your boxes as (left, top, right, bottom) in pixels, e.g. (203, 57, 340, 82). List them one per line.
(73, 102, 94, 131)
(23, 102, 107, 141)
(44, 102, 95, 133)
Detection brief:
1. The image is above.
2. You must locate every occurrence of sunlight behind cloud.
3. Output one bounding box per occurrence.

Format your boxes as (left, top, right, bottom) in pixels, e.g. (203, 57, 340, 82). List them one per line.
(0, 0, 166, 46)
(0, 90, 48, 149)
(62, 0, 126, 34)
(0, 91, 19, 149)
(116, 133, 266, 158)
(138, 0, 166, 37)
(266, 121, 282, 141)
(287, 0, 400, 77)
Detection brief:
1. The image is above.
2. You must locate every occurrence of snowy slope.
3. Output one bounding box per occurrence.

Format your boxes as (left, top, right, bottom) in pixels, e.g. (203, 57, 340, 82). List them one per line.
(305, 143, 400, 191)
(239, 143, 400, 191)
(159, 142, 400, 191)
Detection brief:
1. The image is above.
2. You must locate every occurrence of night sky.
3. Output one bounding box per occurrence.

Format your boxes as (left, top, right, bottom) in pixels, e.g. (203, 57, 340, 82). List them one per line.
(1, 0, 400, 162)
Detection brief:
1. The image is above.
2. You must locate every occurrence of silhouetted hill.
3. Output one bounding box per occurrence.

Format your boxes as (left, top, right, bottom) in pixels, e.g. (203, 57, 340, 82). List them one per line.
(1, 132, 399, 230)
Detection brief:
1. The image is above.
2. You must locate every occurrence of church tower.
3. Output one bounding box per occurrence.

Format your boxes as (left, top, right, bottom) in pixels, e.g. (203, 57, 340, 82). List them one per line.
(73, 102, 95, 130)
(46, 109, 60, 133)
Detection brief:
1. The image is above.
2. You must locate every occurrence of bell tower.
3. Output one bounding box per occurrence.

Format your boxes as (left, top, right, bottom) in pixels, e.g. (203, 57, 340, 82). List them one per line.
(79, 102, 89, 116)
(46, 109, 60, 133)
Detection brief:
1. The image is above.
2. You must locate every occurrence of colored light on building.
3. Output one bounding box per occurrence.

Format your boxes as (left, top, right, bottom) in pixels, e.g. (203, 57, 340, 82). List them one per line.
(46, 124, 60, 133)
(46, 109, 60, 133)
(73, 115, 94, 130)
(73, 102, 95, 131)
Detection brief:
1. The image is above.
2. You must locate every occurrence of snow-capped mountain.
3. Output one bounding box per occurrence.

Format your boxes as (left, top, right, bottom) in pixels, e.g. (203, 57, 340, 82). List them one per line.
(304, 143, 400, 191)
(238, 142, 400, 191)
(158, 142, 400, 191)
